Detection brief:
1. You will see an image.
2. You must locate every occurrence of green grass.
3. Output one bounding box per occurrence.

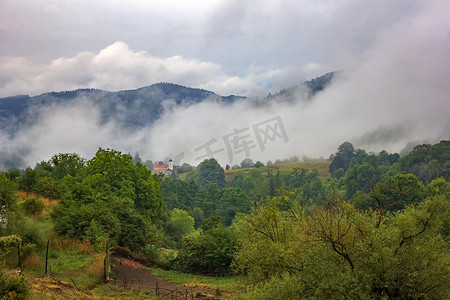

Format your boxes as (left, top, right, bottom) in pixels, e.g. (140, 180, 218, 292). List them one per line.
(11, 192, 157, 298)
(14, 192, 105, 289)
(224, 160, 330, 183)
(148, 267, 247, 293)
(91, 284, 163, 299)
(28, 249, 104, 288)
(177, 161, 330, 183)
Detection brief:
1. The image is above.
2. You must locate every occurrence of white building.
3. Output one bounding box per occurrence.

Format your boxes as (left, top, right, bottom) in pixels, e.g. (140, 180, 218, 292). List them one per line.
(152, 159, 174, 176)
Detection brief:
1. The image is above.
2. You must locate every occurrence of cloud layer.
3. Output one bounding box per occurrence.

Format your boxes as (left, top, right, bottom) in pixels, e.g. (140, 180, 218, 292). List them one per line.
(0, 42, 255, 97)
(0, 0, 435, 98)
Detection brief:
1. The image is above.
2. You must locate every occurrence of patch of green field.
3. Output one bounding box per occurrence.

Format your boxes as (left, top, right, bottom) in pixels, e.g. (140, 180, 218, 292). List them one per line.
(176, 161, 330, 183)
(28, 249, 104, 288)
(224, 161, 330, 182)
(148, 267, 247, 294)
(177, 172, 188, 180)
(266, 161, 330, 175)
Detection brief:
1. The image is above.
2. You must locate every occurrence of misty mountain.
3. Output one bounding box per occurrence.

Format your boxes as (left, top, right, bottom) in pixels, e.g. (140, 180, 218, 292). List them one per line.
(0, 83, 245, 135)
(0, 75, 336, 170)
(0, 74, 335, 136)
(267, 72, 335, 102)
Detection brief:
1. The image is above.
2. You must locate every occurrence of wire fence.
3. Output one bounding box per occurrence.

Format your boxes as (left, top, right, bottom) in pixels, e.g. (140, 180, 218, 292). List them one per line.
(109, 278, 220, 300)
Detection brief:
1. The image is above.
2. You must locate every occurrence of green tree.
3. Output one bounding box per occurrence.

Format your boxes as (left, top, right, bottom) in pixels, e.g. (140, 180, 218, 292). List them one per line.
(52, 148, 164, 251)
(117, 209, 159, 252)
(133, 162, 164, 221)
(231, 173, 244, 189)
(240, 158, 254, 168)
(160, 177, 199, 210)
(179, 163, 194, 173)
(235, 191, 302, 282)
(85, 148, 136, 198)
(254, 161, 264, 168)
(341, 162, 381, 199)
(329, 141, 357, 178)
(217, 188, 251, 226)
(33, 176, 67, 199)
(194, 158, 225, 188)
(0, 173, 18, 215)
(370, 174, 427, 214)
(393, 140, 449, 182)
(176, 215, 237, 275)
(238, 192, 450, 299)
(0, 235, 29, 299)
(85, 148, 164, 221)
(164, 208, 195, 248)
(19, 168, 39, 195)
(241, 176, 255, 193)
(40, 153, 86, 179)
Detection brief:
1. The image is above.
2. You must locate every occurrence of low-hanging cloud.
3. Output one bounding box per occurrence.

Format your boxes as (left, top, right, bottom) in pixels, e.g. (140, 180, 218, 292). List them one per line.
(145, 1, 450, 165)
(0, 41, 327, 98)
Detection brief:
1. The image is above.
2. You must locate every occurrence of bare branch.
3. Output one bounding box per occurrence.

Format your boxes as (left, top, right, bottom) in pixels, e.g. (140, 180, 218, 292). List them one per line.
(395, 204, 437, 254)
(367, 178, 403, 228)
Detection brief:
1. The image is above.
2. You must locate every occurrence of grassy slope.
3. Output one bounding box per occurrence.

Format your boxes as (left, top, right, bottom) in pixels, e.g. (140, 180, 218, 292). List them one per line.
(148, 267, 247, 299)
(11, 192, 245, 299)
(9, 192, 159, 299)
(224, 160, 330, 183)
(178, 160, 330, 182)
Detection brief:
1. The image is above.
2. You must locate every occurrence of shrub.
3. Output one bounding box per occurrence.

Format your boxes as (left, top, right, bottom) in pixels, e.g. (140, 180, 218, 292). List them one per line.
(143, 244, 161, 261)
(0, 271, 29, 299)
(176, 216, 237, 276)
(21, 197, 45, 215)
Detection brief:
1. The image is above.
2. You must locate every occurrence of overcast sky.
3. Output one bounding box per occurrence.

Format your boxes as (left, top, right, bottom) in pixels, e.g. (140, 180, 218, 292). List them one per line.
(1, 0, 450, 167)
(0, 0, 444, 97)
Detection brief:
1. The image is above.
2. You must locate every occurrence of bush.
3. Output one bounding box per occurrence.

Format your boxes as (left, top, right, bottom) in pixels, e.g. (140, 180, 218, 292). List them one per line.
(34, 176, 67, 199)
(176, 216, 237, 276)
(8, 216, 47, 249)
(143, 244, 161, 261)
(0, 271, 29, 299)
(21, 197, 45, 215)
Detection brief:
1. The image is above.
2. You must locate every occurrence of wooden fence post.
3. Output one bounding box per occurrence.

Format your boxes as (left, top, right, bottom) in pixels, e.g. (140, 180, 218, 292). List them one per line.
(45, 239, 49, 274)
(17, 242, 21, 269)
(104, 240, 110, 283)
(69, 276, 80, 292)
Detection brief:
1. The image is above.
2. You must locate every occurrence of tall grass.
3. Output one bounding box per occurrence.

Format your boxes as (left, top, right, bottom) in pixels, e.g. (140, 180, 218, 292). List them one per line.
(148, 267, 247, 293)
(91, 285, 163, 299)
(29, 247, 104, 288)
(224, 160, 330, 182)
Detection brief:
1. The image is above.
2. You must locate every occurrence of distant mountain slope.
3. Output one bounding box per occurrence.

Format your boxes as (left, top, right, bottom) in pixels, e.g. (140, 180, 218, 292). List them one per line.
(0, 83, 245, 133)
(267, 71, 335, 102)
(0, 73, 335, 135)
(0, 75, 335, 169)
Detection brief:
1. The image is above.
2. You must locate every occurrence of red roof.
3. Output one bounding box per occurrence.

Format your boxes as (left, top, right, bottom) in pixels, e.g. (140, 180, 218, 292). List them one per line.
(153, 164, 169, 168)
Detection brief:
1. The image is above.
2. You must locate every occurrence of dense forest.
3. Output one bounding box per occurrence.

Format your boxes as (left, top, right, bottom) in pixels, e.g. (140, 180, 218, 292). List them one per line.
(1, 140, 449, 299)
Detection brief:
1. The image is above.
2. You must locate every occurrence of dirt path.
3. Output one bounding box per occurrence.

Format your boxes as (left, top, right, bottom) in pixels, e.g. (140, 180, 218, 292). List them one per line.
(111, 257, 220, 299)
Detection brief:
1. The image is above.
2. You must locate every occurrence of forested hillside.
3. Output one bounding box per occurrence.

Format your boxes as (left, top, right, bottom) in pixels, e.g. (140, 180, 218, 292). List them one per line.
(0, 83, 243, 134)
(1, 140, 449, 299)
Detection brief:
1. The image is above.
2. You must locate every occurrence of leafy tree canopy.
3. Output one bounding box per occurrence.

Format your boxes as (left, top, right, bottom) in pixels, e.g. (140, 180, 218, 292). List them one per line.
(190, 158, 225, 189)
